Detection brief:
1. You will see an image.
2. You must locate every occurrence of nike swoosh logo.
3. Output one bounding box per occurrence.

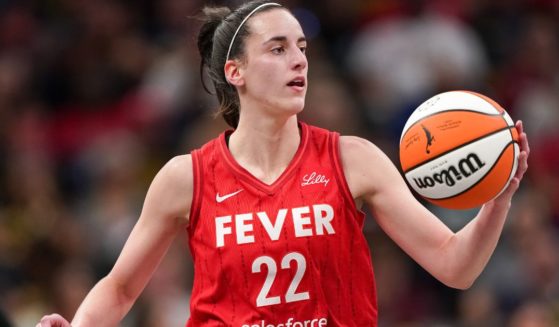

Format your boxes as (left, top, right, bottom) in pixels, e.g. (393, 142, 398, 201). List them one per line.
(216, 189, 243, 203)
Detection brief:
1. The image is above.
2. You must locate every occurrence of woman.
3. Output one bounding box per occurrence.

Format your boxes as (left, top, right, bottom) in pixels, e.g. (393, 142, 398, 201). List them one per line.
(38, 1, 529, 326)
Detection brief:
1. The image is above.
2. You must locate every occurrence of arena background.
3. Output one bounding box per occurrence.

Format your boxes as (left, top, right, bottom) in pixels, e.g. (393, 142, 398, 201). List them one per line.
(0, 0, 558, 326)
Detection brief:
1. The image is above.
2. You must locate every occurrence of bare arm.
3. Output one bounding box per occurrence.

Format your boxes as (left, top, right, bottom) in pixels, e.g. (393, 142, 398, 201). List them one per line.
(38, 155, 193, 327)
(341, 121, 529, 289)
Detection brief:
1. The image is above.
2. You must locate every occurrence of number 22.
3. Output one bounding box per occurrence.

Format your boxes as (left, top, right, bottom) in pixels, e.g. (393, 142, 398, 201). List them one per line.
(251, 252, 310, 307)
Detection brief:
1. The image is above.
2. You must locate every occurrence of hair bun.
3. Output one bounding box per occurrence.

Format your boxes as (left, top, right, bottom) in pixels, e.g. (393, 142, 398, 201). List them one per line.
(196, 7, 231, 68)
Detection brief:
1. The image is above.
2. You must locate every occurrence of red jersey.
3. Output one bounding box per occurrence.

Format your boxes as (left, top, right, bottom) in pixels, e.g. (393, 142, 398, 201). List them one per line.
(187, 122, 377, 326)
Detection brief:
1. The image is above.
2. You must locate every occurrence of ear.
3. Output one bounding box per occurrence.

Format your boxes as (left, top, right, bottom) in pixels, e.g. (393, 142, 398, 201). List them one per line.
(224, 60, 245, 86)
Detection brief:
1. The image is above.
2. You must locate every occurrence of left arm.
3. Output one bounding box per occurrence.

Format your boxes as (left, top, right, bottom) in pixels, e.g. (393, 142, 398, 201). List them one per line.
(340, 121, 529, 289)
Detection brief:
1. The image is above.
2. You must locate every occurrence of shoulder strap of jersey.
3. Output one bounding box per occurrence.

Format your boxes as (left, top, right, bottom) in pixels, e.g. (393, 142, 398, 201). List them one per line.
(188, 148, 204, 234)
(329, 132, 360, 213)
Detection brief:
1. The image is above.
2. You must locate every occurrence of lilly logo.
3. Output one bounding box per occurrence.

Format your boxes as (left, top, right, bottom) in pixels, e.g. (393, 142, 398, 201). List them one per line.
(302, 172, 330, 187)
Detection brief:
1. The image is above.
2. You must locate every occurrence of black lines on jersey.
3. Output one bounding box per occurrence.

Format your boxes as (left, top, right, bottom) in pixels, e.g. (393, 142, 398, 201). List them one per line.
(281, 194, 291, 255)
(335, 253, 342, 317)
(216, 247, 236, 320)
(211, 151, 237, 320)
(348, 222, 357, 318)
(210, 149, 219, 206)
(203, 258, 218, 313)
(305, 235, 322, 313)
(257, 197, 267, 256)
(230, 173, 250, 304)
(238, 247, 250, 305)
(209, 154, 219, 312)
(233, 174, 242, 208)
(333, 206, 342, 316)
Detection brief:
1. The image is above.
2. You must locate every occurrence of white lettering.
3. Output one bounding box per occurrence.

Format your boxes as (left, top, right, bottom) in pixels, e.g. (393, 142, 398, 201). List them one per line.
(236, 213, 254, 244)
(302, 172, 330, 187)
(313, 204, 335, 235)
(257, 209, 287, 241)
(214, 204, 335, 247)
(292, 207, 312, 237)
(215, 216, 232, 247)
(244, 318, 327, 327)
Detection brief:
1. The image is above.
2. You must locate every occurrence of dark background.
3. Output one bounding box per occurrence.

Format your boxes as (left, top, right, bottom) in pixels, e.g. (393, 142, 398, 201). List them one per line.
(0, 0, 558, 326)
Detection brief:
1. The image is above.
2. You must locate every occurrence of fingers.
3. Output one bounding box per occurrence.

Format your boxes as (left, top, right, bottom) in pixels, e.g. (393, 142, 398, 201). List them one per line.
(514, 120, 530, 181)
(515, 150, 528, 180)
(37, 314, 71, 327)
(37, 316, 48, 327)
(38, 315, 53, 327)
(515, 119, 524, 134)
(490, 120, 529, 206)
(516, 120, 530, 156)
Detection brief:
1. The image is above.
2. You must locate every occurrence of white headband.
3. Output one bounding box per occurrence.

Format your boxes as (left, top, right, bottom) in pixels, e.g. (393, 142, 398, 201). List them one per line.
(225, 2, 282, 63)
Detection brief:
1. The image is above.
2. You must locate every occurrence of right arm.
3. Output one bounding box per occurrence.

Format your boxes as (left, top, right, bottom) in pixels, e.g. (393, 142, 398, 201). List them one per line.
(38, 155, 194, 327)
(339, 128, 528, 289)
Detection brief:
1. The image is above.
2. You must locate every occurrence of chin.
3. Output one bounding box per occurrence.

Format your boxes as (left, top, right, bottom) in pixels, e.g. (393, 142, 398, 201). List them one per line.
(289, 97, 306, 113)
(267, 96, 306, 117)
(287, 102, 305, 116)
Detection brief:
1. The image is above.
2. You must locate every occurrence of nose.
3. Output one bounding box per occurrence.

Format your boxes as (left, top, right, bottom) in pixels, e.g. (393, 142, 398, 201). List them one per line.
(290, 47, 307, 71)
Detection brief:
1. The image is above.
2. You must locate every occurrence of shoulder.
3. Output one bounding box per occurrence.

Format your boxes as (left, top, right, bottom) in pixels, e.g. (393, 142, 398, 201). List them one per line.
(143, 154, 193, 226)
(339, 135, 387, 167)
(338, 135, 403, 201)
(155, 154, 193, 188)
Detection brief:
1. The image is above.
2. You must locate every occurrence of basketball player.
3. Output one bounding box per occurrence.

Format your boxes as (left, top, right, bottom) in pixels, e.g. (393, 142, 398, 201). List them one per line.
(37, 1, 530, 326)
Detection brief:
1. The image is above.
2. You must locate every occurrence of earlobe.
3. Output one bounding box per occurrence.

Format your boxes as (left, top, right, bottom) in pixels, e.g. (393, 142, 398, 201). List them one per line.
(224, 60, 244, 86)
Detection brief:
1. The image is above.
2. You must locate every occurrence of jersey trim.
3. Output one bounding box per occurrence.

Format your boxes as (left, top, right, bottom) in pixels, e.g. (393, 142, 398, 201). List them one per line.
(329, 133, 361, 214)
(187, 150, 203, 237)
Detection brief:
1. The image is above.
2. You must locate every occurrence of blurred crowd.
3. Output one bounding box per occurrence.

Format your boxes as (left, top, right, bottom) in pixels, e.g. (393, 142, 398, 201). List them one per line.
(0, 0, 558, 326)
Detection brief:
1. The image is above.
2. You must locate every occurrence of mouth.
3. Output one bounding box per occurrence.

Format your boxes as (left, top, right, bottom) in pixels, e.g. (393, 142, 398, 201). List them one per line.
(286, 77, 306, 89)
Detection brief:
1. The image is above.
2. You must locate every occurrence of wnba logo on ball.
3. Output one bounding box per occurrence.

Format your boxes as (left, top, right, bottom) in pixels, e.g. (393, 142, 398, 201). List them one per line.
(413, 153, 486, 189)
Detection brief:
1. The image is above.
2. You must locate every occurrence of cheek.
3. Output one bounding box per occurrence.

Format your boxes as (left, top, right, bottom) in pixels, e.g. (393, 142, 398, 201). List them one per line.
(256, 64, 280, 85)
(247, 59, 282, 85)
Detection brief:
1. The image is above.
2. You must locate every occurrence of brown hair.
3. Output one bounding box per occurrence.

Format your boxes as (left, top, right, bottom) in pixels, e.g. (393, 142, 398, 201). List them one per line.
(196, 1, 285, 128)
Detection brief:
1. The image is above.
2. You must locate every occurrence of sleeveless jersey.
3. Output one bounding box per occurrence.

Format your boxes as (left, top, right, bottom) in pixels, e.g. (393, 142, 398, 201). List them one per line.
(186, 122, 378, 326)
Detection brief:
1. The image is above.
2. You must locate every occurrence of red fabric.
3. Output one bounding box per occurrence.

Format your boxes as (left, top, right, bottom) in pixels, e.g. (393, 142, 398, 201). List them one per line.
(186, 122, 378, 326)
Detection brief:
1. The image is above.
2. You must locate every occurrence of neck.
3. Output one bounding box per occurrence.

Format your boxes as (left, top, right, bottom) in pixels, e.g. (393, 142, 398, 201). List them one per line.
(228, 115, 300, 185)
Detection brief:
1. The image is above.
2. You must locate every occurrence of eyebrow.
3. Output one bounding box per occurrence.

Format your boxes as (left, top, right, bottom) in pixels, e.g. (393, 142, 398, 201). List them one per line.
(263, 36, 307, 45)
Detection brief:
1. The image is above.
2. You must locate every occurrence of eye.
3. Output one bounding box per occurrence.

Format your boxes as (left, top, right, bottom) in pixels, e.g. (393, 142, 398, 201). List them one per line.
(299, 46, 307, 54)
(271, 46, 285, 54)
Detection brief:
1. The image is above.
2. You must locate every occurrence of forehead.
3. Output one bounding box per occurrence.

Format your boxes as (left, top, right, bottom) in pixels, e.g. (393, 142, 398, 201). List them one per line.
(245, 8, 305, 41)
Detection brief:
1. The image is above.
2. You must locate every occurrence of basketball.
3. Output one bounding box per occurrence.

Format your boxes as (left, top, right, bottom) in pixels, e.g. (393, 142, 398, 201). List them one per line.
(399, 91, 519, 209)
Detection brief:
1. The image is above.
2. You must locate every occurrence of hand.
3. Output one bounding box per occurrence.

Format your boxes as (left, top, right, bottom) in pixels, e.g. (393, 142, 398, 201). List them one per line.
(491, 120, 530, 207)
(36, 314, 71, 327)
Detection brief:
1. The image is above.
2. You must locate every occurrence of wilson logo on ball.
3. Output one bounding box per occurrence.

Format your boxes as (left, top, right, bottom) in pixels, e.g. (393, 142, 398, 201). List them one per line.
(412, 153, 486, 189)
